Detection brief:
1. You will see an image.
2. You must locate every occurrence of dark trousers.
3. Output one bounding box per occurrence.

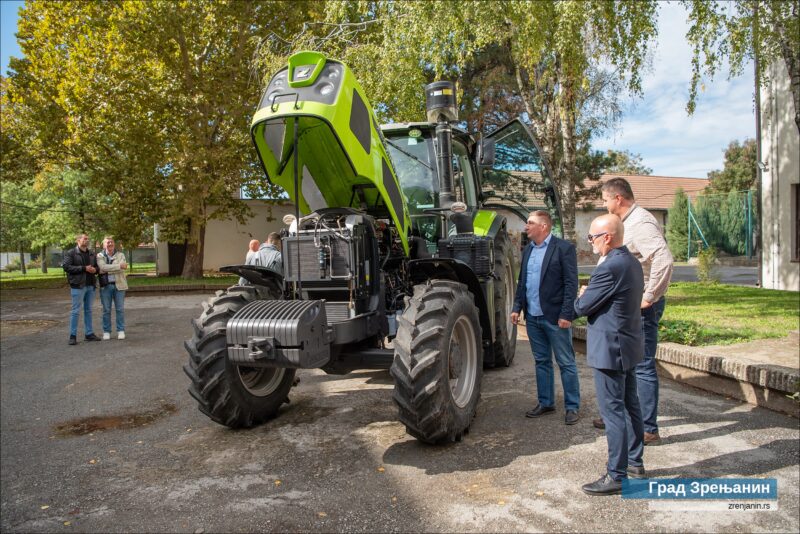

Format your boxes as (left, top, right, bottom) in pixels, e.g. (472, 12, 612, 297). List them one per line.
(593, 367, 644, 481)
(637, 297, 666, 433)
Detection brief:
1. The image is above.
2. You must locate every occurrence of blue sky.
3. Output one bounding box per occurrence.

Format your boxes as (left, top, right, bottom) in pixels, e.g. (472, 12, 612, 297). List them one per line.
(1, 1, 754, 179)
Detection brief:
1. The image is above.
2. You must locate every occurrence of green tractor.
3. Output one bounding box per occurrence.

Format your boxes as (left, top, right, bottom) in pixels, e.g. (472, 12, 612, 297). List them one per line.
(184, 51, 561, 444)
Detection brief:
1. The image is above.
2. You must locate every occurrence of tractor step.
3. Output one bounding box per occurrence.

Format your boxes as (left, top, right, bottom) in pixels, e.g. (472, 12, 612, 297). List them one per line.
(226, 300, 332, 369)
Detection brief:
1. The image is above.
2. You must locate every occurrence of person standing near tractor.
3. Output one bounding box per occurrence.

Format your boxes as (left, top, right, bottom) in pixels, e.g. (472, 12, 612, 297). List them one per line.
(253, 232, 283, 276)
(238, 239, 262, 285)
(575, 214, 646, 495)
(97, 236, 128, 340)
(511, 210, 581, 425)
(62, 233, 101, 345)
(599, 177, 674, 445)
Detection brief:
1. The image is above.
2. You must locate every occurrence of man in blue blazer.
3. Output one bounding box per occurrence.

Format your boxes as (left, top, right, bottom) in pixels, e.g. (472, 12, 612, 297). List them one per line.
(574, 214, 645, 496)
(511, 210, 580, 425)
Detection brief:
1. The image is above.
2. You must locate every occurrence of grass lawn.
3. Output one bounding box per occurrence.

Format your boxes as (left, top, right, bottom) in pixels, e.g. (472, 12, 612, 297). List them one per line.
(574, 281, 799, 346)
(0, 265, 236, 290)
(658, 282, 799, 346)
(0, 263, 156, 281)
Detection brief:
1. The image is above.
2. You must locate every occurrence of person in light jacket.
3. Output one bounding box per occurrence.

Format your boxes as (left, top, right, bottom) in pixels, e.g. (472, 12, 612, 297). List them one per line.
(97, 236, 128, 340)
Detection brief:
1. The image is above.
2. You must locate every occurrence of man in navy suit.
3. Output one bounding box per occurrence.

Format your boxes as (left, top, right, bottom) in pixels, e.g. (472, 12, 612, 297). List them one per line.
(511, 210, 580, 425)
(574, 214, 645, 495)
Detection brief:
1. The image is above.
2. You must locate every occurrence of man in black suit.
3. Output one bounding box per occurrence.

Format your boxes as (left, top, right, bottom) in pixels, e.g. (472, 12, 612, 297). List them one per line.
(511, 210, 580, 425)
(574, 214, 645, 495)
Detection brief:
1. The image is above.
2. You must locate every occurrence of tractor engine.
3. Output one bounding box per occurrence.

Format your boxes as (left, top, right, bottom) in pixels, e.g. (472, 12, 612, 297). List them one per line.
(283, 208, 383, 324)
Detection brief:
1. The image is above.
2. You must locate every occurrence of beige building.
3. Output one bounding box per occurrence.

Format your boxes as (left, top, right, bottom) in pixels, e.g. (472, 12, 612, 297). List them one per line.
(156, 200, 295, 274)
(760, 60, 800, 291)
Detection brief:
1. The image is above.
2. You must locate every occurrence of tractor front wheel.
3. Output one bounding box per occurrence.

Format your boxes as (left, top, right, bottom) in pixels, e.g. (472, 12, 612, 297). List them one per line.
(391, 280, 482, 444)
(183, 285, 296, 428)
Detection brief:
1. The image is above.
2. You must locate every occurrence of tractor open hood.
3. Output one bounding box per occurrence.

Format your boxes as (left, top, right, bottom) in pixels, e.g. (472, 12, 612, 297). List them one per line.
(250, 51, 410, 253)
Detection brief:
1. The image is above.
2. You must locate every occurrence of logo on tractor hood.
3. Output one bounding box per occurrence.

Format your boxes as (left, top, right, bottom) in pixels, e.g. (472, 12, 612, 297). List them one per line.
(295, 67, 312, 80)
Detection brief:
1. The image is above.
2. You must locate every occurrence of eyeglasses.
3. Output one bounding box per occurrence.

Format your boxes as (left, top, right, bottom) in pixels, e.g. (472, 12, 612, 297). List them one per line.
(586, 232, 608, 242)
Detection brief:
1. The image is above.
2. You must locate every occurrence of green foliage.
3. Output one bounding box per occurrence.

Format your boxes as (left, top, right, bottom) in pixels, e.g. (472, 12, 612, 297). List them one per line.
(282, 0, 661, 242)
(605, 149, 653, 175)
(706, 138, 757, 193)
(692, 190, 757, 256)
(696, 246, 718, 282)
(666, 188, 689, 261)
(683, 0, 800, 134)
(7, 0, 311, 278)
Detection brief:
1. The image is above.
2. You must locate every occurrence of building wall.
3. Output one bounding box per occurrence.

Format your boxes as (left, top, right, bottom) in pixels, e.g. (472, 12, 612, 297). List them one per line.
(761, 60, 800, 291)
(156, 200, 295, 274)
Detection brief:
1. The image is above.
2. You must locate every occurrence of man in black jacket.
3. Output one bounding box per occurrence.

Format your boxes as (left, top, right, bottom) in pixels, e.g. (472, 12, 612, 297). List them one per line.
(62, 233, 101, 345)
(511, 210, 580, 425)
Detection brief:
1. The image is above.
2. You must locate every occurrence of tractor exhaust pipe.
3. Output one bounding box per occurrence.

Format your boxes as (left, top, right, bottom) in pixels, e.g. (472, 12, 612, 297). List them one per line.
(426, 81, 458, 209)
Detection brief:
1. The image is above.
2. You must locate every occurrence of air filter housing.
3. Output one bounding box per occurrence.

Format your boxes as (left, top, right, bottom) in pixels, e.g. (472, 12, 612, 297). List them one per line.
(425, 81, 458, 123)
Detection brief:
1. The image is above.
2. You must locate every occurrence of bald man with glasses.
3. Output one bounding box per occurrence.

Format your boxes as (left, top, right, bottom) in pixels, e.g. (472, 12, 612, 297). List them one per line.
(575, 214, 646, 495)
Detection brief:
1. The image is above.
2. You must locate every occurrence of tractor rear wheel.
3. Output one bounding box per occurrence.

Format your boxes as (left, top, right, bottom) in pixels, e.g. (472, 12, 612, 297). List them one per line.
(391, 280, 482, 444)
(183, 285, 296, 428)
(492, 231, 517, 367)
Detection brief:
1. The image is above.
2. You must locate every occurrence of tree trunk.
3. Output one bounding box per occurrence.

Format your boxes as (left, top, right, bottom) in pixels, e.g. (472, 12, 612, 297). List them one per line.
(181, 219, 205, 279)
(557, 80, 579, 245)
(41, 245, 48, 273)
(19, 242, 27, 275)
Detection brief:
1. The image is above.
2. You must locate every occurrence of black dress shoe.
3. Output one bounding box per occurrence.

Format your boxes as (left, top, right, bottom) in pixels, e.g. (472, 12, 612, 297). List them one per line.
(85, 334, 101, 341)
(627, 465, 646, 478)
(525, 405, 555, 418)
(592, 418, 605, 429)
(565, 410, 580, 425)
(68, 336, 77, 346)
(582, 474, 622, 496)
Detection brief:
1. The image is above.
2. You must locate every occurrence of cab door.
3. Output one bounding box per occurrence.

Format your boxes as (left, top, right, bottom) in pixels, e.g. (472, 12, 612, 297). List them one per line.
(482, 118, 563, 237)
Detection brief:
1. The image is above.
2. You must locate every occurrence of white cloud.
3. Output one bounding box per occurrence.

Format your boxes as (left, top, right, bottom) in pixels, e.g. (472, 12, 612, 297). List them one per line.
(594, 1, 756, 178)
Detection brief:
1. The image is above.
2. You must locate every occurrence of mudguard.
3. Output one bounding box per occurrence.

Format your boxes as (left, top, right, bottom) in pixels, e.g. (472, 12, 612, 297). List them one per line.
(408, 258, 494, 350)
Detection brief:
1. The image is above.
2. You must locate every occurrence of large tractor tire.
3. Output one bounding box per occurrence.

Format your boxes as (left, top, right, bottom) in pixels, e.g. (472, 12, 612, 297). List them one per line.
(183, 285, 296, 428)
(391, 280, 482, 444)
(492, 231, 517, 367)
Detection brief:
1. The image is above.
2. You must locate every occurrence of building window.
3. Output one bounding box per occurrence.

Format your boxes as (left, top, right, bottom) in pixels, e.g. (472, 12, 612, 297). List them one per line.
(793, 184, 799, 262)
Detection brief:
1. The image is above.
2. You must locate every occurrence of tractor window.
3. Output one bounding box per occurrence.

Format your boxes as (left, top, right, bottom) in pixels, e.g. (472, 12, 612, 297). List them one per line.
(484, 119, 563, 237)
(386, 131, 476, 246)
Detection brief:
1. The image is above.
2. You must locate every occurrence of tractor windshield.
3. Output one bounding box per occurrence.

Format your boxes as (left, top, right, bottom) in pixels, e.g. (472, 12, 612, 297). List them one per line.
(385, 129, 477, 244)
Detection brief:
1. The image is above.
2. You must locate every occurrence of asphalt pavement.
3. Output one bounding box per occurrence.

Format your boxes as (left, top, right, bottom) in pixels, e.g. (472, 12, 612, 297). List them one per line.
(1, 289, 797, 532)
(578, 265, 758, 286)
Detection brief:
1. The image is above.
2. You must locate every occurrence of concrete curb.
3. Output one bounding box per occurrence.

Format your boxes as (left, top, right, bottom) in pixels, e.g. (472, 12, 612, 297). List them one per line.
(571, 325, 800, 396)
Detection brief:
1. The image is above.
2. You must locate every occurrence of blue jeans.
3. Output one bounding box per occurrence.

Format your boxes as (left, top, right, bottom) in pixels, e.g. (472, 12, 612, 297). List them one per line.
(69, 286, 95, 337)
(593, 367, 644, 481)
(100, 284, 126, 333)
(637, 297, 666, 433)
(525, 314, 580, 411)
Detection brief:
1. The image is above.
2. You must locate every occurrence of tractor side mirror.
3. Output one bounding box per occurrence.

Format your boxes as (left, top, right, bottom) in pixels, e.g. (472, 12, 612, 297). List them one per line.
(478, 138, 495, 167)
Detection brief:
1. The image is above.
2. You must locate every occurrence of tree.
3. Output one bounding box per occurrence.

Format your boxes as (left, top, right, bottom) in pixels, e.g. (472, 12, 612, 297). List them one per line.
(666, 187, 689, 261)
(0, 181, 37, 273)
(684, 0, 800, 134)
(706, 138, 757, 193)
(289, 1, 659, 242)
(605, 149, 653, 175)
(9, 1, 314, 278)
